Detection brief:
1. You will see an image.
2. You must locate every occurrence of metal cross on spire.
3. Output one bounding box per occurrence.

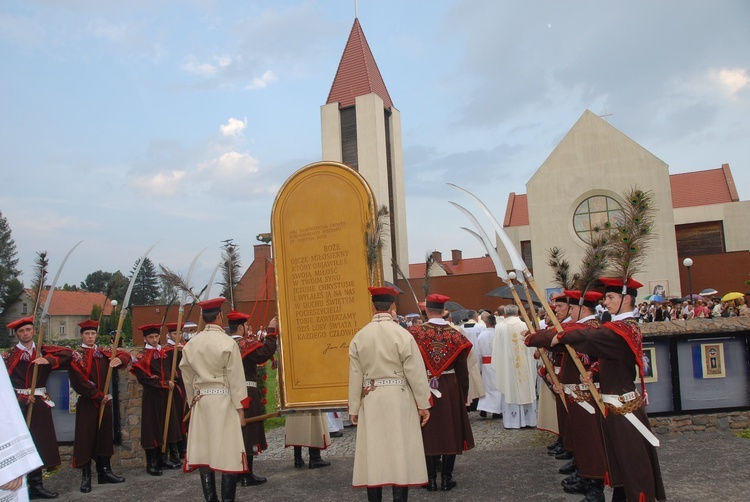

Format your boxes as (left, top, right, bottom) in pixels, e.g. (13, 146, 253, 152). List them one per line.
(599, 106, 613, 122)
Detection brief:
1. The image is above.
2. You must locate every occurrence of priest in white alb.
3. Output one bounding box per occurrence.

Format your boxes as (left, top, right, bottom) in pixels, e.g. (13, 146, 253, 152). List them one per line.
(492, 304, 538, 429)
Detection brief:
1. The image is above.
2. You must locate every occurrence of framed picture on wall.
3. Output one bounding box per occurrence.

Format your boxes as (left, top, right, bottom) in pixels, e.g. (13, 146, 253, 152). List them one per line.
(642, 346, 658, 383)
(648, 280, 669, 298)
(700, 343, 726, 379)
(545, 287, 563, 304)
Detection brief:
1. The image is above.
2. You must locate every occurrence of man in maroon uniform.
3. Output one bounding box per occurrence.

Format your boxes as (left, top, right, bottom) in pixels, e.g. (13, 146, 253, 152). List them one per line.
(3, 315, 72, 499)
(68, 320, 131, 493)
(130, 324, 181, 476)
(226, 311, 278, 487)
(549, 278, 666, 502)
(527, 290, 608, 501)
(408, 294, 474, 492)
(163, 322, 187, 464)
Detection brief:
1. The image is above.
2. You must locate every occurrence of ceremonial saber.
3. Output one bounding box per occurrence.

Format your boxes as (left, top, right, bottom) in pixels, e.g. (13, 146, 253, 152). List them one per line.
(162, 248, 206, 453)
(449, 184, 606, 414)
(197, 260, 222, 332)
(99, 241, 160, 427)
(452, 204, 567, 413)
(26, 240, 83, 426)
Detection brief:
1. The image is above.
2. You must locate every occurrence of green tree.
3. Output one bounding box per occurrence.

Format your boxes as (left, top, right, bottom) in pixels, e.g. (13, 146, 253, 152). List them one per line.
(80, 270, 113, 292)
(0, 210, 21, 310)
(80, 270, 128, 304)
(129, 257, 159, 306)
(61, 283, 79, 291)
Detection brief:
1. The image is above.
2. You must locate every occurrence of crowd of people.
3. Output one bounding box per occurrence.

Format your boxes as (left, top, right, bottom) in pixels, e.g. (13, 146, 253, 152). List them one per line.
(2, 276, 680, 502)
(636, 296, 749, 322)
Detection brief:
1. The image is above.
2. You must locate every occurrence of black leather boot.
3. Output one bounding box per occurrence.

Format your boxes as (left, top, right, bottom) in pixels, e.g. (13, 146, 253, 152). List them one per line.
(423, 455, 438, 491)
(97, 456, 125, 484)
(168, 443, 182, 467)
(547, 436, 562, 450)
(581, 479, 605, 502)
(80, 463, 92, 493)
(240, 455, 267, 486)
(221, 473, 238, 502)
(199, 467, 218, 502)
(145, 449, 163, 476)
(562, 471, 580, 486)
(611, 486, 627, 502)
(27, 468, 58, 499)
(440, 454, 457, 491)
(366, 487, 382, 501)
(160, 446, 181, 469)
(293, 446, 304, 468)
(559, 459, 577, 475)
(308, 448, 330, 469)
(392, 486, 409, 502)
(563, 477, 590, 495)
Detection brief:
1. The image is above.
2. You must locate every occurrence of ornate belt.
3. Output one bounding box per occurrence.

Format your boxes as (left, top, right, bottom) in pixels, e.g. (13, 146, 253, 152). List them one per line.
(15, 387, 55, 407)
(245, 381, 258, 388)
(196, 388, 230, 396)
(601, 392, 659, 447)
(362, 378, 406, 388)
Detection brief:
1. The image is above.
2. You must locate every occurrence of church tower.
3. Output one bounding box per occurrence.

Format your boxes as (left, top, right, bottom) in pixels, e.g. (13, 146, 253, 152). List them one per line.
(321, 18, 408, 283)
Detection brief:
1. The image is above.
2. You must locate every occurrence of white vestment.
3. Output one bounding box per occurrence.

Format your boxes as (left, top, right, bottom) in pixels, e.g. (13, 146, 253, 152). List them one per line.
(1, 366, 42, 502)
(476, 327, 504, 414)
(492, 316, 538, 429)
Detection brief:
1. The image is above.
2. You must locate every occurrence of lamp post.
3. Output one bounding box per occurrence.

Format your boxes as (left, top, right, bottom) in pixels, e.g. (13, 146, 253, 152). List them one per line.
(683, 258, 694, 307)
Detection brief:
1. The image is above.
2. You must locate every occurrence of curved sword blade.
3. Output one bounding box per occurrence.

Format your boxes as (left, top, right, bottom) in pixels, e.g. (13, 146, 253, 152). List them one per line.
(449, 201, 510, 281)
(448, 183, 529, 282)
(202, 261, 222, 301)
(180, 248, 208, 307)
(122, 240, 160, 314)
(40, 240, 84, 321)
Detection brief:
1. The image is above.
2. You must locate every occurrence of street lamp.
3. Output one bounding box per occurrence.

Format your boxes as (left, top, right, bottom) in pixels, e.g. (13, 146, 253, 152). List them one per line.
(683, 258, 694, 307)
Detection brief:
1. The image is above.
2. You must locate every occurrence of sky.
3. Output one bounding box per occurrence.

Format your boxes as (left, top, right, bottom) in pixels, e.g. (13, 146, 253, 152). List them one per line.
(1, 0, 748, 293)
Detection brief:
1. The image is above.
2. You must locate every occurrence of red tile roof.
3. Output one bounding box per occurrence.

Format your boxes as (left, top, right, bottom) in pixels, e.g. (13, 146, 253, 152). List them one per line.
(670, 164, 738, 209)
(504, 192, 529, 227)
(409, 256, 495, 278)
(326, 18, 393, 109)
(503, 165, 740, 227)
(27, 289, 113, 316)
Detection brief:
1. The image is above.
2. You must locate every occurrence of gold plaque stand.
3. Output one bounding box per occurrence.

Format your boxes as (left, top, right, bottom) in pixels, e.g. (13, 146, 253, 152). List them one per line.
(272, 161, 381, 409)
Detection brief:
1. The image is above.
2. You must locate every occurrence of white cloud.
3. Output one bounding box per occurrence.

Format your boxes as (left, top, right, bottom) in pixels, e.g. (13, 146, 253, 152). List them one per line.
(220, 117, 248, 137)
(181, 54, 233, 76)
(245, 70, 276, 90)
(711, 68, 749, 99)
(129, 170, 187, 196)
(200, 151, 259, 176)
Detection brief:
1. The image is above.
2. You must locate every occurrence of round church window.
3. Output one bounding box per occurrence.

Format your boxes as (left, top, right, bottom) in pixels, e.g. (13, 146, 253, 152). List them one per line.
(573, 195, 623, 243)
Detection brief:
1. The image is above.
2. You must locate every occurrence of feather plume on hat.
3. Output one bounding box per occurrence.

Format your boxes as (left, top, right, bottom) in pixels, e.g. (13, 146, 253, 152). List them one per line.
(604, 187, 656, 290)
(547, 247, 578, 290)
(575, 230, 611, 298)
(29, 251, 49, 321)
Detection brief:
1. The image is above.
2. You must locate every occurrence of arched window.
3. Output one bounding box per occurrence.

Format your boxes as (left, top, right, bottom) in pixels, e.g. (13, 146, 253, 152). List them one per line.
(573, 195, 623, 243)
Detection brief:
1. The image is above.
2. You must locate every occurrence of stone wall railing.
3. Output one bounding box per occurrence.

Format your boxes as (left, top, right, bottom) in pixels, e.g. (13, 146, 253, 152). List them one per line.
(641, 316, 750, 336)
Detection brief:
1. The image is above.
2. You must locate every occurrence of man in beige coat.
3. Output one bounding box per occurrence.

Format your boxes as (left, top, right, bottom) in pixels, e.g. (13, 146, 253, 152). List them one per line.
(179, 297, 249, 502)
(348, 286, 431, 502)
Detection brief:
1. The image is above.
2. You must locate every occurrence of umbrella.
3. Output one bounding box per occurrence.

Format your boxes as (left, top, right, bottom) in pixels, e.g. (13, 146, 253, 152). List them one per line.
(486, 284, 541, 306)
(384, 281, 404, 293)
(678, 294, 704, 302)
(644, 294, 665, 303)
(444, 301, 466, 312)
(721, 292, 744, 302)
(699, 288, 718, 296)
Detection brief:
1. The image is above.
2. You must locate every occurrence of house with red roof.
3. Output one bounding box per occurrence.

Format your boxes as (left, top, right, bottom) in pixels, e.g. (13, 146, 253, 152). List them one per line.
(3, 288, 113, 341)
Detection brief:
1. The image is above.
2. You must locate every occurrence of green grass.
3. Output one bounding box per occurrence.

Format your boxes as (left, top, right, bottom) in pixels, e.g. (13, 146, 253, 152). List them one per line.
(735, 429, 750, 439)
(263, 365, 285, 431)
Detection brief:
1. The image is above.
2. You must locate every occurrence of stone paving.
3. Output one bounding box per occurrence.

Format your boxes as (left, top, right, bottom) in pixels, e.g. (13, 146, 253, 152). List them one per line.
(42, 411, 750, 501)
